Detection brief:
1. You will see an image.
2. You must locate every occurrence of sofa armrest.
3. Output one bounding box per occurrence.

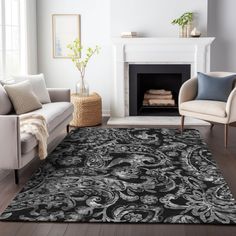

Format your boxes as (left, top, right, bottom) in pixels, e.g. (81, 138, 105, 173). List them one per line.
(47, 88, 71, 103)
(179, 77, 198, 105)
(0, 115, 21, 169)
(226, 88, 236, 123)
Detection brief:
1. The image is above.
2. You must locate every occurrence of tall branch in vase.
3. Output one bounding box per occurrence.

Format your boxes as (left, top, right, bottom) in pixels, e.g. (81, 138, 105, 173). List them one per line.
(67, 39, 100, 96)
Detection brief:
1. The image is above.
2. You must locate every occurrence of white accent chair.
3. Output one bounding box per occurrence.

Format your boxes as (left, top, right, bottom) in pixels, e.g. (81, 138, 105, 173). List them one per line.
(179, 72, 236, 148)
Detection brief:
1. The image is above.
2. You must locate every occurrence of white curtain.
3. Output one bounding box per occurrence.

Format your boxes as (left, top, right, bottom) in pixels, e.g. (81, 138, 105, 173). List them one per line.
(23, 0, 38, 74)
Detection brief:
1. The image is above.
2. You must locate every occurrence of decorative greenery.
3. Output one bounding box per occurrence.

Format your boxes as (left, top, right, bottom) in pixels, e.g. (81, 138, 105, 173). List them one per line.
(67, 38, 100, 81)
(172, 12, 193, 27)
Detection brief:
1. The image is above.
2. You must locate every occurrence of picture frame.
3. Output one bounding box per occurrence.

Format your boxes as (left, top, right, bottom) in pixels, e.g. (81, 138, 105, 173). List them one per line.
(52, 14, 81, 58)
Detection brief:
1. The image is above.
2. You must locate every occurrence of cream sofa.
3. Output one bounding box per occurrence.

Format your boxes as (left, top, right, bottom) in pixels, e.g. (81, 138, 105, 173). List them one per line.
(0, 85, 74, 183)
(179, 72, 236, 148)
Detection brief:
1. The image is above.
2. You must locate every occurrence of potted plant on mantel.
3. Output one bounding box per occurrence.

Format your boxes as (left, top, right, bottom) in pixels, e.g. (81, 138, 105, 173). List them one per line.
(172, 12, 193, 38)
(67, 38, 100, 97)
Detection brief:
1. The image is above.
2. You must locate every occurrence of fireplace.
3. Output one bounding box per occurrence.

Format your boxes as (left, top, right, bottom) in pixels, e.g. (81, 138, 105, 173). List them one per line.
(129, 64, 191, 116)
(109, 37, 214, 119)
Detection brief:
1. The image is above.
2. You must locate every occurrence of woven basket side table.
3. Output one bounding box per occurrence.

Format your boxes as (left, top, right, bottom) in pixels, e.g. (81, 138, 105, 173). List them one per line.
(70, 92, 102, 127)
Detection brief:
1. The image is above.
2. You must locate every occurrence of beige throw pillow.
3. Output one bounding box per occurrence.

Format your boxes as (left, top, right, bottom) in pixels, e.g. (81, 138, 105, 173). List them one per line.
(12, 74, 51, 104)
(4, 81, 42, 115)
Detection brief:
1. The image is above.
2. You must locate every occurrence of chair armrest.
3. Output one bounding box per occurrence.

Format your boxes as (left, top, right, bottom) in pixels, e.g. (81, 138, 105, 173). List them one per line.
(179, 77, 198, 105)
(226, 88, 236, 123)
(0, 115, 21, 169)
(47, 88, 71, 103)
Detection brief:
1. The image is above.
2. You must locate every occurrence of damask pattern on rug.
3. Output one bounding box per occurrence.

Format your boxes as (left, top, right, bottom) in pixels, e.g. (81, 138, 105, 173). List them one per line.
(1, 128, 236, 224)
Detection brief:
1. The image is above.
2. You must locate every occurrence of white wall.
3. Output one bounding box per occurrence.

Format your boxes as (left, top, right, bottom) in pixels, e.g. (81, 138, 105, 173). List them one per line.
(208, 0, 236, 72)
(111, 0, 208, 37)
(37, 0, 111, 115)
(37, 0, 208, 115)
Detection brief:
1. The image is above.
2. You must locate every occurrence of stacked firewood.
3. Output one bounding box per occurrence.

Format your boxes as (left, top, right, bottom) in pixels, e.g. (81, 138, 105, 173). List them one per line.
(143, 89, 175, 106)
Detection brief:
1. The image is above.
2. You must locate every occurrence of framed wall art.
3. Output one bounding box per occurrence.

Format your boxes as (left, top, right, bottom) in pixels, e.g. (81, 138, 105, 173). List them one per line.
(52, 14, 81, 58)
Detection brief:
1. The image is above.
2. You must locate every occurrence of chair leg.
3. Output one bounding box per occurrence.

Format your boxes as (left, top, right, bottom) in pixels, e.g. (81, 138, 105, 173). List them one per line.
(224, 124, 229, 148)
(181, 116, 185, 134)
(14, 169, 19, 185)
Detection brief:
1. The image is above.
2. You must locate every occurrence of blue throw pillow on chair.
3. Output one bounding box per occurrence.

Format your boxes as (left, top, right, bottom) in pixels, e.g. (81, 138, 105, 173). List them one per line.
(196, 72, 236, 102)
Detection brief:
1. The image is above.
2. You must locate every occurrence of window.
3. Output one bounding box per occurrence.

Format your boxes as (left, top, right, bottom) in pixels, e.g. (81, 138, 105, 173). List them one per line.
(0, 0, 25, 80)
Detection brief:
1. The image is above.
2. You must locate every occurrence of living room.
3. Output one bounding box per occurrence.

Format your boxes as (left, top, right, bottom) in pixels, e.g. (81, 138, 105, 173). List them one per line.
(1, 0, 236, 235)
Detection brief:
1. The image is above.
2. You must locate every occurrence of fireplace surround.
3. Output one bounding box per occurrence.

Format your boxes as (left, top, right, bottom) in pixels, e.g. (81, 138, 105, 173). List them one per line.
(110, 37, 215, 118)
(129, 64, 191, 116)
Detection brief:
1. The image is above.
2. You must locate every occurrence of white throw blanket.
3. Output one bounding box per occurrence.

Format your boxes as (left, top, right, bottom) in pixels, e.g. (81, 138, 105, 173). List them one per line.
(20, 114, 49, 160)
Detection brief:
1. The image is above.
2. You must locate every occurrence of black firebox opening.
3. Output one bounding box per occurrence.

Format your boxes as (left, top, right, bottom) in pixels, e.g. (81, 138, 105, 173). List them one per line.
(129, 64, 191, 116)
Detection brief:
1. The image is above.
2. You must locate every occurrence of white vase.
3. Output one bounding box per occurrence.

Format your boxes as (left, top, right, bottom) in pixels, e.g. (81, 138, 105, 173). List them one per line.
(186, 23, 193, 38)
(179, 26, 185, 38)
(179, 23, 192, 38)
(179, 26, 188, 38)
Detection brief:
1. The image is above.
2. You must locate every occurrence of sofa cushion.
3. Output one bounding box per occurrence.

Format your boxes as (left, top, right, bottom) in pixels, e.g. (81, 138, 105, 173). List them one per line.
(0, 84, 13, 115)
(23, 102, 73, 132)
(180, 100, 227, 118)
(196, 72, 236, 102)
(20, 102, 73, 154)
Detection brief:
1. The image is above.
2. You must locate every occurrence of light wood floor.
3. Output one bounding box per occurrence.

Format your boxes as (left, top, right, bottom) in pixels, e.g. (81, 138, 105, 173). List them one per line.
(1, 119, 236, 236)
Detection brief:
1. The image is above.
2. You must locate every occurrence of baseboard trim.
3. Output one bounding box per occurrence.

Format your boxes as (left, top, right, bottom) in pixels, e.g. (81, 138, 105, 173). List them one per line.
(102, 110, 110, 117)
(107, 116, 210, 126)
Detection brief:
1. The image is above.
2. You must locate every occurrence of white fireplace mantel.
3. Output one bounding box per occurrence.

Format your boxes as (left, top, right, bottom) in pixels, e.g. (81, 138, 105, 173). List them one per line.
(111, 37, 215, 118)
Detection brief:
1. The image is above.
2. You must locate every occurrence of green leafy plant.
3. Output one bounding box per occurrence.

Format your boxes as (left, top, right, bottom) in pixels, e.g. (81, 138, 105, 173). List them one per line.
(172, 12, 193, 27)
(67, 38, 100, 81)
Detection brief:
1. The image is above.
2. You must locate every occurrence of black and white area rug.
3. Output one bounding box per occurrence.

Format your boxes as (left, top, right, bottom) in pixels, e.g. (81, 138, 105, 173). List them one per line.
(1, 128, 236, 224)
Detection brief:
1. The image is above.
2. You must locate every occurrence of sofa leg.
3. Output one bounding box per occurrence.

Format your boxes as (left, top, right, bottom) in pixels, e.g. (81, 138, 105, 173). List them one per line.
(14, 169, 19, 185)
(181, 116, 185, 134)
(210, 123, 215, 130)
(67, 125, 70, 134)
(224, 124, 229, 148)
